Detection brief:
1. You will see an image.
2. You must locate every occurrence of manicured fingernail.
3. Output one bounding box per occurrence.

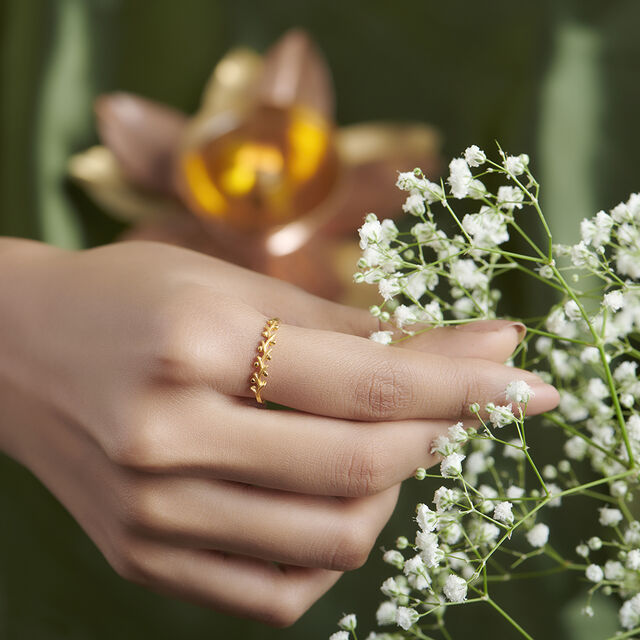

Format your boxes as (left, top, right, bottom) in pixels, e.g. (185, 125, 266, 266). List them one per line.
(456, 319, 526, 343)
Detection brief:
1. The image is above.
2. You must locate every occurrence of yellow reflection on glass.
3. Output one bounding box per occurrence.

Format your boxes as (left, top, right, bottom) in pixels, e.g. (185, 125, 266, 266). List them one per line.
(288, 106, 328, 182)
(220, 143, 284, 195)
(182, 152, 227, 216)
(180, 104, 337, 231)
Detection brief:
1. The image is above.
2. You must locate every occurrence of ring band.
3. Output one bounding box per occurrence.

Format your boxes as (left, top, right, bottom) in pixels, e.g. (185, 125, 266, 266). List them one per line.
(250, 318, 280, 404)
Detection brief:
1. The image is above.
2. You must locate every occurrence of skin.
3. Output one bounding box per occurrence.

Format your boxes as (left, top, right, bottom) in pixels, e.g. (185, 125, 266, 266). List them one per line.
(0, 238, 559, 627)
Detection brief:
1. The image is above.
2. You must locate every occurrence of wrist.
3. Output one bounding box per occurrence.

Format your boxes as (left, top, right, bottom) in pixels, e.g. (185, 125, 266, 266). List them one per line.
(0, 238, 66, 457)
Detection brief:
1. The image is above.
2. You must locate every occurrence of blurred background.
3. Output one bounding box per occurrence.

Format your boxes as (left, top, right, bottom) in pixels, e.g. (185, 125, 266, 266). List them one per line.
(1, 0, 640, 638)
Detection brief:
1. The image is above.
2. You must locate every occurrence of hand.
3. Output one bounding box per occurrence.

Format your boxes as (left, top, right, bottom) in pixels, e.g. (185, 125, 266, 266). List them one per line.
(0, 239, 558, 626)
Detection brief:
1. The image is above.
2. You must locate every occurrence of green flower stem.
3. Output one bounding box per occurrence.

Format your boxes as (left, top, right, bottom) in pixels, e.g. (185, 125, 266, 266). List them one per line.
(480, 591, 535, 640)
(515, 417, 549, 496)
(525, 326, 594, 346)
(543, 412, 627, 467)
(605, 627, 640, 640)
(619, 496, 635, 523)
(486, 564, 584, 582)
(549, 264, 634, 466)
(507, 260, 567, 294)
(510, 175, 553, 260)
(507, 219, 548, 261)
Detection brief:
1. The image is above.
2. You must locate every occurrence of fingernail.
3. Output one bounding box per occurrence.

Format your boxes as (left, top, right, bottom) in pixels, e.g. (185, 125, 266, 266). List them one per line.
(528, 383, 560, 410)
(456, 319, 526, 343)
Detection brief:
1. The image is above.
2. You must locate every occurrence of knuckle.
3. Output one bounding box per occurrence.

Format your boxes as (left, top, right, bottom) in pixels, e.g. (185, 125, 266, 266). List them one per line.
(150, 306, 203, 386)
(258, 590, 308, 627)
(325, 519, 372, 571)
(340, 432, 388, 497)
(117, 478, 165, 533)
(110, 541, 154, 586)
(454, 360, 483, 419)
(353, 360, 414, 420)
(108, 403, 172, 471)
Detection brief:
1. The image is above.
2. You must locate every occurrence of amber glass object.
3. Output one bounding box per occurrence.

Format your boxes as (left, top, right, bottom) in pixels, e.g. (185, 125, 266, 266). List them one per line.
(181, 103, 338, 231)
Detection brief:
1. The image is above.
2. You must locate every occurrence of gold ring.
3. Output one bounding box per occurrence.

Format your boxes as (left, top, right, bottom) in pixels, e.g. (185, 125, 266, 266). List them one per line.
(250, 318, 280, 404)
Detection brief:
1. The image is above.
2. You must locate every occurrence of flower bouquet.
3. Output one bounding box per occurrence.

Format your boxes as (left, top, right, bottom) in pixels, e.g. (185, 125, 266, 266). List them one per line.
(331, 145, 640, 639)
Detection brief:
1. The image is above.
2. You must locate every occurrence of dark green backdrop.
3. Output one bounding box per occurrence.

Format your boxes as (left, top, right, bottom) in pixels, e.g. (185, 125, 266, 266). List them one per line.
(1, 1, 640, 638)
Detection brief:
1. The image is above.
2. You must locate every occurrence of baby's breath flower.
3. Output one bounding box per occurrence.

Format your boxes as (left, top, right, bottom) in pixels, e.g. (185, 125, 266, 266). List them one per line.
(497, 185, 524, 211)
(599, 507, 624, 527)
(486, 402, 515, 428)
(473, 522, 500, 545)
(403, 555, 430, 590)
(396, 606, 420, 631)
(626, 549, 640, 571)
(586, 564, 604, 583)
(402, 193, 426, 217)
(440, 452, 466, 477)
(393, 305, 417, 329)
(564, 300, 582, 321)
(378, 277, 402, 301)
(464, 145, 486, 167)
(539, 264, 555, 279)
(581, 210, 613, 248)
(564, 436, 588, 460)
(357, 147, 640, 638)
(396, 171, 423, 192)
(505, 380, 534, 404)
(443, 574, 468, 602)
(416, 531, 444, 568)
(448, 158, 472, 199)
(588, 537, 603, 551)
(448, 422, 468, 443)
(338, 614, 357, 631)
(329, 632, 350, 640)
(603, 290, 625, 312)
(380, 577, 403, 599)
(620, 594, 640, 630)
(376, 601, 398, 626)
(506, 485, 525, 500)
(504, 154, 529, 176)
(493, 501, 514, 524)
(395, 536, 409, 550)
(558, 459, 571, 473)
(434, 486, 458, 512)
(611, 481, 629, 498)
(383, 550, 405, 570)
(604, 560, 625, 581)
(370, 331, 393, 345)
(416, 504, 438, 532)
(526, 523, 550, 548)
(503, 439, 525, 460)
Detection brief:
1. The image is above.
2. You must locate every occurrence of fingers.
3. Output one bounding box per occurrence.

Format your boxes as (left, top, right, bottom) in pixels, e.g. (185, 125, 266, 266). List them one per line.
(113, 392, 466, 497)
(224, 322, 556, 422)
(394, 319, 526, 361)
(193, 255, 526, 361)
(116, 540, 341, 626)
(118, 474, 400, 570)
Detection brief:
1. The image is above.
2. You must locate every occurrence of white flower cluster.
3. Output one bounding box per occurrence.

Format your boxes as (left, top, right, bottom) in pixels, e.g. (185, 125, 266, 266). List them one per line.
(339, 146, 640, 640)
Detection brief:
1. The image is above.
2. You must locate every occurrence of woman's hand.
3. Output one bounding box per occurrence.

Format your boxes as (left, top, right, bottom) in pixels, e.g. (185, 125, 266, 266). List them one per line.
(0, 239, 558, 626)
